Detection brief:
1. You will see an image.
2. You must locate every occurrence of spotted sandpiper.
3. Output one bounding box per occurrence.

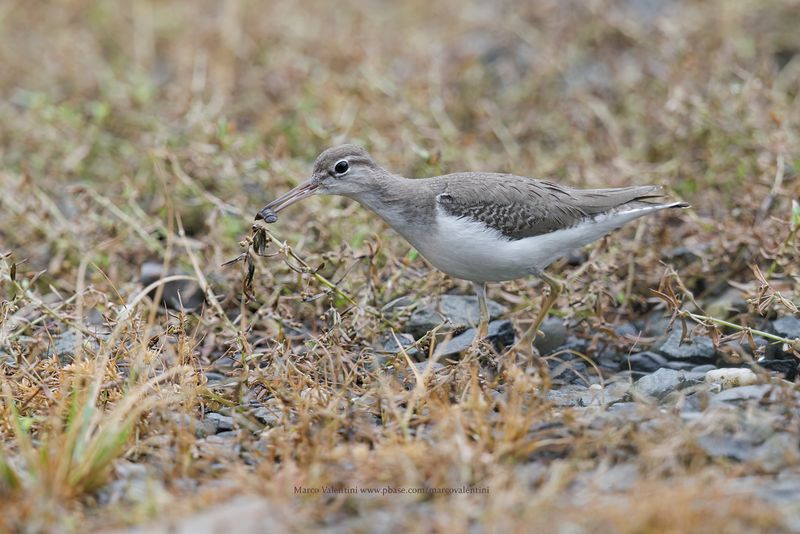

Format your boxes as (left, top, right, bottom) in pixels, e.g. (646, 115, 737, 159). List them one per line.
(256, 145, 689, 340)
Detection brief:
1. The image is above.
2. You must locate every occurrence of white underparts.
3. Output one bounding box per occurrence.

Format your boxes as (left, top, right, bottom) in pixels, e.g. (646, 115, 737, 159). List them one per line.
(401, 204, 679, 283)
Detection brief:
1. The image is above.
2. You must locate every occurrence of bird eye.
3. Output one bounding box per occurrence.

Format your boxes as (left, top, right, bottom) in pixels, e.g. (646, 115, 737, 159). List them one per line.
(334, 160, 349, 174)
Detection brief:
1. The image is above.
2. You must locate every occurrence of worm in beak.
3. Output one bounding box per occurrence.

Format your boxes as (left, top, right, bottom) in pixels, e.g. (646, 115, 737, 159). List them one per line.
(255, 178, 318, 222)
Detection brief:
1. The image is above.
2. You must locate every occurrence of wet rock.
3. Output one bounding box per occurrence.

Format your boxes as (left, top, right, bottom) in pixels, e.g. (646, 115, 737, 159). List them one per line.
(140, 261, 204, 312)
(705, 368, 758, 389)
(405, 294, 506, 337)
(677, 391, 707, 413)
(165, 412, 211, 438)
(728, 475, 800, 531)
(597, 348, 624, 371)
(282, 323, 312, 341)
(394, 361, 448, 388)
(114, 460, 148, 481)
(691, 364, 717, 373)
(705, 288, 748, 319)
(637, 314, 671, 338)
(590, 462, 639, 493)
(205, 412, 234, 433)
(592, 382, 630, 405)
(198, 431, 242, 464)
(614, 322, 640, 338)
(655, 328, 716, 363)
(385, 359, 448, 388)
(621, 351, 668, 373)
(634, 368, 702, 400)
(634, 369, 681, 399)
(754, 433, 800, 472)
(377, 332, 418, 358)
(696, 434, 754, 462)
(532, 317, 567, 355)
(547, 357, 587, 385)
(662, 245, 705, 262)
(413, 361, 446, 374)
(772, 316, 800, 340)
(203, 372, 230, 386)
(211, 355, 238, 371)
(555, 335, 590, 356)
(546, 382, 629, 407)
(381, 295, 415, 313)
(755, 359, 798, 380)
(711, 384, 775, 404)
(546, 385, 594, 407)
(123, 496, 285, 534)
(250, 406, 281, 427)
(434, 320, 515, 358)
(98, 461, 166, 507)
(666, 361, 697, 371)
(768, 316, 800, 358)
(47, 329, 102, 364)
(351, 393, 379, 412)
(607, 402, 640, 416)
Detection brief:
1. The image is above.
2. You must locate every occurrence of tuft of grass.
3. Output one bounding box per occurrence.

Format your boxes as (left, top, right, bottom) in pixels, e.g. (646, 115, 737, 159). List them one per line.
(1, 363, 192, 503)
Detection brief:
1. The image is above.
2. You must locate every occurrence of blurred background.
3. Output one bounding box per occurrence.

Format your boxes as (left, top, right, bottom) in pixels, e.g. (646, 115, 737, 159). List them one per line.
(2, 0, 798, 303)
(1, 0, 799, 530)
(2, 0, 798, 259)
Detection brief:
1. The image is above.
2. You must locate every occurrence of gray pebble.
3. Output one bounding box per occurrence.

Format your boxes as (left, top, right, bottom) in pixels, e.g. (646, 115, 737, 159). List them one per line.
(434, 320, 515, 358)
(532, 317, 567, 355)
(711, 384, 775, 404)
(773, 316, 800, 339)
(622, 351, 667, 373)
(634, 368, 702, 400)
(655, 328, 716, 363)
(205, 412, 235, 433)
(405, 294, 506, 338)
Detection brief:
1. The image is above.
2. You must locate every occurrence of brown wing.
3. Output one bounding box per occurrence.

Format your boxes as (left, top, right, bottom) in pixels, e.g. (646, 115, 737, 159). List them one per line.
(434, 173, 665, 240)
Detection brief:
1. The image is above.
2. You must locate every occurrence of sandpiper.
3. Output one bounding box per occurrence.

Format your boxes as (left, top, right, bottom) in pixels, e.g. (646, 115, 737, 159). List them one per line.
(256, 145, 688, 340)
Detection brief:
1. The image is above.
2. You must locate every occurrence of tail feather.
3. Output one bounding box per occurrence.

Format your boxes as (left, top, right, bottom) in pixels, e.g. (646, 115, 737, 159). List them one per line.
(666, 201, 691, 209)
(575, 185, 659, 213)
(574, 184, 689, 214)
(624, 199, 691, 211)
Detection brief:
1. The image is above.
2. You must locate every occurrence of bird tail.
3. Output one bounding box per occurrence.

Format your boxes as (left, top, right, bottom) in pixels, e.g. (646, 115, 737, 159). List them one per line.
(575, 185, 690, 214)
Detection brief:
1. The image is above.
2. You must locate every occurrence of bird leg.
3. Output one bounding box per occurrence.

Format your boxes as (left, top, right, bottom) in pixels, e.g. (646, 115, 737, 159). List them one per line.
(523, 270, 564, 344)
(473, 281, 490, 339)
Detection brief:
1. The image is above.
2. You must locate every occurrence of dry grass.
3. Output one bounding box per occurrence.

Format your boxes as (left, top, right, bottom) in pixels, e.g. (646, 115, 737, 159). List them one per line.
(0, 0, 799, 531)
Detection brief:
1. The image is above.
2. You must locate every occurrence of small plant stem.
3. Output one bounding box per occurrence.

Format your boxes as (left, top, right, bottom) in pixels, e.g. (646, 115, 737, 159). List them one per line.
(254, 223, 362, 309)
(680, 309, 800, 349)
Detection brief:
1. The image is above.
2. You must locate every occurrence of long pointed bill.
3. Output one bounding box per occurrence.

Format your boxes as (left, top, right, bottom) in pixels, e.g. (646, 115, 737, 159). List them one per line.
(255, 178, 318, 221)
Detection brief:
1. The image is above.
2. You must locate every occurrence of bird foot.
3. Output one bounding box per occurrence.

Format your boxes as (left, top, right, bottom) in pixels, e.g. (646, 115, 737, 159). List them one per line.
(510, 325, 544, 354)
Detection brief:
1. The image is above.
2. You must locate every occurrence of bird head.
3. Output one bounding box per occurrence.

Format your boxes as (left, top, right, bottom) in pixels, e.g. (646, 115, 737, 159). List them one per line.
(256, 144, 386, 220)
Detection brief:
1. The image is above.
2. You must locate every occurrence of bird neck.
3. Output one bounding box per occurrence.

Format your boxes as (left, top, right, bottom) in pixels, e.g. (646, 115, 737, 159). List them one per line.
(346, 170, 431, 235)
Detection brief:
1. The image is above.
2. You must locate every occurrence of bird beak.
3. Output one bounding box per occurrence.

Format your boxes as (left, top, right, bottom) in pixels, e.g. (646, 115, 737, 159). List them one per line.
(255, 178, 318, 221)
